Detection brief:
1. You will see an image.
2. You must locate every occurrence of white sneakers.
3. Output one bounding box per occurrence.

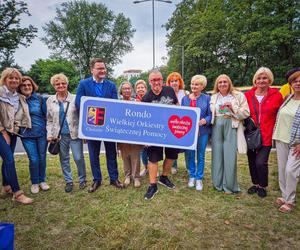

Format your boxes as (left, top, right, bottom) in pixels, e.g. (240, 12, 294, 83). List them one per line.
(31, 182, 50, 194)
(31, 184, 39, 194)
(140, 168, 148, 177)
(188, 178, 195, 188)
(171, 167, 178, 175)
(196, 180, 203, 191)
(40, 182, 50, 191)
(188, 178, 203, 191)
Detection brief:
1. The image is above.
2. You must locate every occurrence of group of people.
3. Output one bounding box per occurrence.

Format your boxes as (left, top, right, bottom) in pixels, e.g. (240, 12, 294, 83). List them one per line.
(0, 58, 299, 213)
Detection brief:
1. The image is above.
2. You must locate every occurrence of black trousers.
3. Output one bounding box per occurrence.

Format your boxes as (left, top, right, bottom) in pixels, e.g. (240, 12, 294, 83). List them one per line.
(247, 146, 272, 188)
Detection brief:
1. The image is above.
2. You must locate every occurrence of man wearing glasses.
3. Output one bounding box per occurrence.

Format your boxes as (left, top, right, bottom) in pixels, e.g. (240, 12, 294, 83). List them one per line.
(142, 70, 179, 200)
(75, 58, 123, 192)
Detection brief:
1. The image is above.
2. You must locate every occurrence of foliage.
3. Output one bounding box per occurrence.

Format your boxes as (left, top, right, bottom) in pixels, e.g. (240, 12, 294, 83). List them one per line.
(0, 0, 37, 66)
(42, 0, 135, 77)
(166, 0, 300, 90)
(1, 153, 300, 249)
(27, 59, 80, 94)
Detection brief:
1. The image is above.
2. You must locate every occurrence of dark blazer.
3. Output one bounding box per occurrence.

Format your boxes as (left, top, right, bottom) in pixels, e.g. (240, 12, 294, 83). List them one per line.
(75, 77, 118, 110)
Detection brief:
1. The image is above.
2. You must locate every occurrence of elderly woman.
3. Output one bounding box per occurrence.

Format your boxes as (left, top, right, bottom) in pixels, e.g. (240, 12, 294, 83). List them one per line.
(118, 81, 143, 188)
(0, 68, 33, 204)
(181, 75, 212, 191)
(245, 67, 283, 198)
(210, 74, 249, 194)
(47, 73, 86, 193)
(17, 76, 49, 194)
(134, 79, 149, 177)
(273, 69, 300, 212)
(166, 72, 187, 174)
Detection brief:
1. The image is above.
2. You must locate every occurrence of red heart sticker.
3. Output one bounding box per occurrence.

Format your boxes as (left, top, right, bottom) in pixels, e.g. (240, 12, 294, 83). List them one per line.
(168, 115, 192, 139)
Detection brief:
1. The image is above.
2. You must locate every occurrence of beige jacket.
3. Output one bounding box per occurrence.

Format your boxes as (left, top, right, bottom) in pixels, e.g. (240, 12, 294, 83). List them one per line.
(46, 92, 79, 139)
(0, 86, 31, 133)
(210, 90, 250, 153)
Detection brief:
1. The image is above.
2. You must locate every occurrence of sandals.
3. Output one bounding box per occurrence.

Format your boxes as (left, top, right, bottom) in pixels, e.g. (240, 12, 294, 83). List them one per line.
(12, 191, 34, 205)
(275, 197, 285, 206)
(279, 203, 294, 213)
(0, 185, 13, 198)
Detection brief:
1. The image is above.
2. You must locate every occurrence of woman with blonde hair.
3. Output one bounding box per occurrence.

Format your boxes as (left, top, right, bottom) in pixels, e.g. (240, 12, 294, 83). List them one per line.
(47, 73, 86, 193)
(182, 75, 212, 190)
(245, 67, 283, 198)
(0, 68, 33, 204)
(210, 74, 249, 194)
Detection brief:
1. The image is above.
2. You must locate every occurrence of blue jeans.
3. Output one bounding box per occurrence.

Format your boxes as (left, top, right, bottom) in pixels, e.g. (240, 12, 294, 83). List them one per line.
(141, 147, 148, 167)
(185, 133, 209, 180)
(0, 133, 20, 192)
(87, 140, 118, 182)
(59, 134, 86, 183)
(21, 135, 47, 184)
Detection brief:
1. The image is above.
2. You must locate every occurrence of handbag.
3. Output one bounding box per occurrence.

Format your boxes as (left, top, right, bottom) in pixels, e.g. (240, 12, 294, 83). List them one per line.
(244, 96, 262, 150)
(48, 102, 70, 155)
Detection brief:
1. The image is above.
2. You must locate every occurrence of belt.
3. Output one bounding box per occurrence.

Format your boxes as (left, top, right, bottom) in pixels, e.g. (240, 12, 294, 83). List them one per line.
(216, 115, 231, 119)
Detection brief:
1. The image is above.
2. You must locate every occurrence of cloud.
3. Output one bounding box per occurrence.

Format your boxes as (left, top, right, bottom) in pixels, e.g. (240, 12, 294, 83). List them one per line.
(13, 0, 180, 77)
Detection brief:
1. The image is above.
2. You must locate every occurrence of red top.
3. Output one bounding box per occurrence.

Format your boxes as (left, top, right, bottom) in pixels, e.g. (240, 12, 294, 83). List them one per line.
(245, 87, 283, 146)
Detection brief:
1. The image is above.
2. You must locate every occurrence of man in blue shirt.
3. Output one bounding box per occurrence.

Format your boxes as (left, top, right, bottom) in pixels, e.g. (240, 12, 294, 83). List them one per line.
(75, 58, 123, 192)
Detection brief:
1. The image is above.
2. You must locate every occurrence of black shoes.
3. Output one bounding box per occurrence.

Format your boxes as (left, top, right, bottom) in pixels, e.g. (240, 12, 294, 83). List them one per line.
(257, 187, 267, 198)
(88, 181, 101, 193)
(144, 184, 158, 200)
(79, 181, 87, 190)
(110, 179, 124, 189)
(65, 182, 73, 193)
(158, 175, 175, 189)
(247, 185, 258, 195)
(248, 185, 267, 198)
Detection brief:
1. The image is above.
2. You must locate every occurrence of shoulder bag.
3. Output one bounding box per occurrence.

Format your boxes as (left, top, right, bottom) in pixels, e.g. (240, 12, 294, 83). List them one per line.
(48, 102, 70, 155)
(244, 96, 262, 150)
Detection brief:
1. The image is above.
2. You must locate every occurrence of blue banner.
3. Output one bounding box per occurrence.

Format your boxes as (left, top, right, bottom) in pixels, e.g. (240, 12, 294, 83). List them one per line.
(78, 97, 200, 150)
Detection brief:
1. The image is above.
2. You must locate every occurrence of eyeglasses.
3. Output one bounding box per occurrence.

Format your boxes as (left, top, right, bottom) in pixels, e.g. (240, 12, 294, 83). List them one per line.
(150, 78, 163, 83)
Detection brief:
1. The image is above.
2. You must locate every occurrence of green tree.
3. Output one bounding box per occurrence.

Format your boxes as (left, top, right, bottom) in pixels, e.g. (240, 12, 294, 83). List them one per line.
(42, 0, 135, 77)
(166, 0, 300, 89)
(0, 0, 37, 65)
(27, 59, 80, 94)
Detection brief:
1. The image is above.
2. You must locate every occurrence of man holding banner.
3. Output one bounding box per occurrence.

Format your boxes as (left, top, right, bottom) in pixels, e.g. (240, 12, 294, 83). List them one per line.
(75, 58, 123, 192)
(142, 70, 179, 200)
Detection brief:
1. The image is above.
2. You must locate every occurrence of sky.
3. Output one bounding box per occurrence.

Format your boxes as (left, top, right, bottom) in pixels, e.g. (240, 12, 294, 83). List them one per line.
(14, 0, 181, 77)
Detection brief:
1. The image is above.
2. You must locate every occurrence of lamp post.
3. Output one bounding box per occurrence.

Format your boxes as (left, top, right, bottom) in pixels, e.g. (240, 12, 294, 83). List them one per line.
(133, 0, 172, 69)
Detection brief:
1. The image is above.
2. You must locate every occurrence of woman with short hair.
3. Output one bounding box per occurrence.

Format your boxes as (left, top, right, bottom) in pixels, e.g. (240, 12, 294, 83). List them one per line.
(273, 69, 300, 212)
(182, 75, 212, 191)
(18, 76, 49, 194)
(210, 74, 249, 194)
(134, 79, 149, 177)
(118, 81, 143, 188)
(245, 67, 283, 198)
(0, 68, 33, 204)
(47, 73, 86, 193)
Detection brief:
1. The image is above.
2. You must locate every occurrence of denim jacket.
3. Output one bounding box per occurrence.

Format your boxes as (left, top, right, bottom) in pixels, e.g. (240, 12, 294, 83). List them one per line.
(19, 92, 47, 138)
(46, 92, 79, 139)
(0, 86, 31, 133)
(181, 93, 212, 135)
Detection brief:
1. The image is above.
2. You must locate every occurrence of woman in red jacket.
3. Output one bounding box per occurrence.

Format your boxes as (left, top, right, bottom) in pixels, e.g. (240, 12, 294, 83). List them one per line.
(245, 67, 283, 198)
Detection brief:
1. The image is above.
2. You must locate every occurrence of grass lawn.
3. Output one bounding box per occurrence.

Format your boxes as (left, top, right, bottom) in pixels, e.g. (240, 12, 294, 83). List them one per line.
(1, 152, 300, 249)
